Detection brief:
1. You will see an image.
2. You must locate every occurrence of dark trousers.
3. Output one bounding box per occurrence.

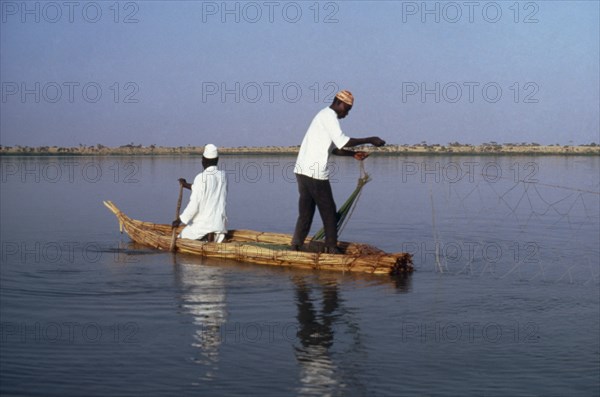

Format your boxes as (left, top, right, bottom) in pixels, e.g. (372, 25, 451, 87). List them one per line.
(291, 174, 338, 247)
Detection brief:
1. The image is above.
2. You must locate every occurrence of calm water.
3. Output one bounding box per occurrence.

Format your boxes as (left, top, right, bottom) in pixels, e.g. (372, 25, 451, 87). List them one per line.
(1, 155, 599, 396)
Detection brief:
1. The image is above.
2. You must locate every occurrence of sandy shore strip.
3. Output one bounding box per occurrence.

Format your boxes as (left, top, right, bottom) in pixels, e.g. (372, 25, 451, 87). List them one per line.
(1, 143, 599, 156)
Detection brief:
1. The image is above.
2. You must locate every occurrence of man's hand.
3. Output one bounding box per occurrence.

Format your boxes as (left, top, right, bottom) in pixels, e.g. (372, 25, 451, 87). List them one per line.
(344, 137, 386, 149)
(178, 178, 192, 190)
(370, 137, 386, 147)
(353, 151, 369, 161)
(172, 218, 182, 228)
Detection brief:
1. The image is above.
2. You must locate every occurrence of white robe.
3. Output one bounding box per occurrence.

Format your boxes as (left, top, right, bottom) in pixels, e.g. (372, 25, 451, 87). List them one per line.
(179, 166, 228, 240)
(294, 107, 350, 180)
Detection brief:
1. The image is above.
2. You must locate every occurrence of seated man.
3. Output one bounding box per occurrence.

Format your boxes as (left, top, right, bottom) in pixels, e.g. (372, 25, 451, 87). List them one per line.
(172, 144, 228, 243)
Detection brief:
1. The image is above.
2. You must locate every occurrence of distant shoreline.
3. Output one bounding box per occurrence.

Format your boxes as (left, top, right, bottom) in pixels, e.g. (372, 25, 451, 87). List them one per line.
(1, 143, 598, 156)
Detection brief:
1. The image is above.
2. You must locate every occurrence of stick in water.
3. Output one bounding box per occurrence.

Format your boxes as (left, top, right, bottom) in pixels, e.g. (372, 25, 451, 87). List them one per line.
(170, 182, 184, 252)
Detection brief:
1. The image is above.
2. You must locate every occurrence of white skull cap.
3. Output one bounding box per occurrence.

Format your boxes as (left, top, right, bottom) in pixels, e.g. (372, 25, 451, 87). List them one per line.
(203, 144, 218, 159)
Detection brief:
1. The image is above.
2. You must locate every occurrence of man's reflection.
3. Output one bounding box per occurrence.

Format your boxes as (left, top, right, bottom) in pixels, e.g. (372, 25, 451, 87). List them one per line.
(175, 261, 226, 379)
(295, 277, 337, 349)
(293, 276, 359, 396)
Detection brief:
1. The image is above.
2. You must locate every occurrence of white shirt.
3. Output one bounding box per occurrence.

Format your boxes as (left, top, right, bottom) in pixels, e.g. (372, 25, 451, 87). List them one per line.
(179, 166, 228, 240)
(294, 107, 350, 180)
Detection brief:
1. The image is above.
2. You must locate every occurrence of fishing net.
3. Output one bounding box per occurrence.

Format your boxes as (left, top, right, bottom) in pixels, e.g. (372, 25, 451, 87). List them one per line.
(312, 161, 371, 241)
(421, 158, 600, 284)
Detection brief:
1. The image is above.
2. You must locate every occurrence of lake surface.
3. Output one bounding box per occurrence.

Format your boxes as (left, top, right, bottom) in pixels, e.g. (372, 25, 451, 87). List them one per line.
(1, 155, 599, 396)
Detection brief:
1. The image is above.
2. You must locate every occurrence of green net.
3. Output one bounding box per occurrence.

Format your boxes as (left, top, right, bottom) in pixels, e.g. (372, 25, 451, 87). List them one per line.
(312, 161, 371, 241)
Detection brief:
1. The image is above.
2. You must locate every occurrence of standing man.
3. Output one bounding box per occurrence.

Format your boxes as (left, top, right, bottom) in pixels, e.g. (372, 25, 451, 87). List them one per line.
(291, 90, 386, 254)
(172, 144, 228, 243)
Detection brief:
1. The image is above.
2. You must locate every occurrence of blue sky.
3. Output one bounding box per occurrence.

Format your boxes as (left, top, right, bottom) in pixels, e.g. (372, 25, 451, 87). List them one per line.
(1, 0, 598, 147)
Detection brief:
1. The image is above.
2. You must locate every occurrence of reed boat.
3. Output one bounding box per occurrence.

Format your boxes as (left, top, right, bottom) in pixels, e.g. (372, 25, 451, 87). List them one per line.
(103, 201, 413, 275)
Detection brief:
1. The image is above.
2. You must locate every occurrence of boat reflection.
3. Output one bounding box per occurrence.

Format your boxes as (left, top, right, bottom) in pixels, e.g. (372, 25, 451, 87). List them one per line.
(174, 259, 227, 380)
(391, 273, 413, 293)
(292, 275, 365, 396)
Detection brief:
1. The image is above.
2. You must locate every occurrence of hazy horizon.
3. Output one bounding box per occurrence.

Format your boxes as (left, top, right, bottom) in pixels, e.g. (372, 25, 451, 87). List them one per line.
(1, 141, 598, 149)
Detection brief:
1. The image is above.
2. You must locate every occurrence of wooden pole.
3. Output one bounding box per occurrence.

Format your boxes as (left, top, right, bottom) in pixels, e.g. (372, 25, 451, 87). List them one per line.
(169, 183, 184, 252)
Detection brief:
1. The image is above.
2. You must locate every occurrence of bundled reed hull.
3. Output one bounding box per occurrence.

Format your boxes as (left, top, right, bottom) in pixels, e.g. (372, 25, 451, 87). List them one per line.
(103, 201, 413, 275)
